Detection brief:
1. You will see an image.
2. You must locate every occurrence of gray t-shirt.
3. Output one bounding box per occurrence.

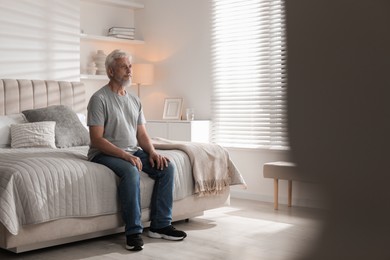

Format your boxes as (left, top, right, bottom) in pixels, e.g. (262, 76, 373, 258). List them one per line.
(87, 85, 146, 160)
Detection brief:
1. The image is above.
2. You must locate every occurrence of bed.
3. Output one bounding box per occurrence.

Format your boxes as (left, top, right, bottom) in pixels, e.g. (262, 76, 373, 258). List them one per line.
(0, 79, 245, 253)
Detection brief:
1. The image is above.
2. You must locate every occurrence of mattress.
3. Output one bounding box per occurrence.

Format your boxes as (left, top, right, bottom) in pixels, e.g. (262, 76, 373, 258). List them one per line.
(0, 146, 192, 235)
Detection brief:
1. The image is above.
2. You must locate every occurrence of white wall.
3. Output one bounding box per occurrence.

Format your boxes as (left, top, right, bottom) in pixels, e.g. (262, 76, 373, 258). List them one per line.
(133, 0, 213, 121)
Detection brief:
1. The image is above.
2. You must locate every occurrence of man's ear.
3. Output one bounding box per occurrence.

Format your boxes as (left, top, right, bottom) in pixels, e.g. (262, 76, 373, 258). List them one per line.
(107, 67, 113, 77)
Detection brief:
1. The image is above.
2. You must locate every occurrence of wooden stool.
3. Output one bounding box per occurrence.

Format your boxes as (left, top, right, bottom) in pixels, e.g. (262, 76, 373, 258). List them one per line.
(263, 161, 314, 210)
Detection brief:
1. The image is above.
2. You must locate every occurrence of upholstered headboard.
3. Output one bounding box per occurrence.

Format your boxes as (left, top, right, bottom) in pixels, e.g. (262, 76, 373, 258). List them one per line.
(0, 79, 85, 115)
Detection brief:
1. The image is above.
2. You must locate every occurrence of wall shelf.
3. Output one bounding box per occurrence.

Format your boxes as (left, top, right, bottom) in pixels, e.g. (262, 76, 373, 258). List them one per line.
(80, 0, 144, 9)
(80, 34, 144, 44)
(80, 74, 108, 80)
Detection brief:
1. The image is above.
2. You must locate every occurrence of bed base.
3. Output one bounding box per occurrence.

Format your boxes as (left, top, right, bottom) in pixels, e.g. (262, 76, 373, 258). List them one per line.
(2, 213, 202, 253)
(0, 192, 229, 253)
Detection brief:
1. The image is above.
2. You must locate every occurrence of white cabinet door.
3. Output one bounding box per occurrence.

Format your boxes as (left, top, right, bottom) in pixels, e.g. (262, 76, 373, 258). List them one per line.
(188, 121, 210, 143)
(146, 122, 168, 139)
(168, 123, 191, 141)
(146, 120, 210, 143)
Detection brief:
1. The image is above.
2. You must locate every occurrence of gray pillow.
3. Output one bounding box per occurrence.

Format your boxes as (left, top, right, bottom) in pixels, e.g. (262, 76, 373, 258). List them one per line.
(22, 105, 90, 148)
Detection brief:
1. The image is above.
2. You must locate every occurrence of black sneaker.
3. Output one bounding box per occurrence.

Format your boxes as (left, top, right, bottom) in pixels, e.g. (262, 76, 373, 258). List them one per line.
(148, 225, 187, 241)
(126, 233, 144, 251)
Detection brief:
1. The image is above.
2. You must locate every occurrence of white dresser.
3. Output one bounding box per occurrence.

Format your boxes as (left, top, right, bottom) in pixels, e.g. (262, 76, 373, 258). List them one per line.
(146, 120, 210, 143)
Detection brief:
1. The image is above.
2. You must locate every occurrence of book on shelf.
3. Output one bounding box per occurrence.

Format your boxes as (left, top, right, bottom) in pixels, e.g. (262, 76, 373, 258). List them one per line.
(107, 34, 135, 40)
(108, 27, 135, 34)
(109, 26, 135, 30)
(108, 31, 134, 36)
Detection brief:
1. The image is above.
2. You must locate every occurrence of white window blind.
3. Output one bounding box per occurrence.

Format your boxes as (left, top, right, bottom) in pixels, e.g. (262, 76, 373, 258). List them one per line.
(0, 0, 80, 81)
(211, 0, 288, 149)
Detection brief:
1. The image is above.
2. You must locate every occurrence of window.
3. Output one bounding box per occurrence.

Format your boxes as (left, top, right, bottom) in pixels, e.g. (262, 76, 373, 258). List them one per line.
(0, 0, 80, 81)
(211, 0, 288, 149)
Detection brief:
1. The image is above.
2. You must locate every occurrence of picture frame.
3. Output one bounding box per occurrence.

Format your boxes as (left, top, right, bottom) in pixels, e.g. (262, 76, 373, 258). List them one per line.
(163, 98, 183, 120)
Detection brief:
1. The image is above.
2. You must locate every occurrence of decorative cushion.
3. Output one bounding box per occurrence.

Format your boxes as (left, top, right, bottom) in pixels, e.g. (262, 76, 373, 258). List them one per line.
(10, 121, 56, 148)
(0, 113, 28, 148)
(22, 105, 90, 148)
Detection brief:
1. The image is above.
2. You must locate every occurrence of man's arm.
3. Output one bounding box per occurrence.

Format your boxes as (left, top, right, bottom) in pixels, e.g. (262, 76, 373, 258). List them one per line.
(136, 124, 168, 170)
(89, 125, 142, 171)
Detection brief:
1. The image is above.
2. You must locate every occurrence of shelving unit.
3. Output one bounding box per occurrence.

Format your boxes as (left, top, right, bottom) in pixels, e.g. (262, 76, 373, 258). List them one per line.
(80, 0, 145, 79)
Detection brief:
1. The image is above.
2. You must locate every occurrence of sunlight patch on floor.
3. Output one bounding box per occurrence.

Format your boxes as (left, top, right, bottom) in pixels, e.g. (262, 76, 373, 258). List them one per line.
(219, 215, 293, 234)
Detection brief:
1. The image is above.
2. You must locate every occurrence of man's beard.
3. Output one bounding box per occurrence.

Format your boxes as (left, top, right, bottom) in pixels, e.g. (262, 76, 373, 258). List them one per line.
(114, 76, 131, 88)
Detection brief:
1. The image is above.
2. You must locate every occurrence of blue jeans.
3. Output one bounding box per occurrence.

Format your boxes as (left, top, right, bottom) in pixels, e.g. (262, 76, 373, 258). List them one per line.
(91, 149, 175, 236)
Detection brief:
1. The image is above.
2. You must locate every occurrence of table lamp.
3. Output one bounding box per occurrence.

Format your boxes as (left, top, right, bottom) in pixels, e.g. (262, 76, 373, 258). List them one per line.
(132, 63, 154, 98)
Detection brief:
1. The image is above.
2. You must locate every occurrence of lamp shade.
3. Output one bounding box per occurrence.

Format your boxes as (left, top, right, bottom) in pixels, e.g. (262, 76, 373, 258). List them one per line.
(132, 63, 154, 85)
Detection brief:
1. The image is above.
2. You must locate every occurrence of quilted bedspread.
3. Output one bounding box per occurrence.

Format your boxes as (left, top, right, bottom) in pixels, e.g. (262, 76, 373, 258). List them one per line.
(0, 147, 193, 235)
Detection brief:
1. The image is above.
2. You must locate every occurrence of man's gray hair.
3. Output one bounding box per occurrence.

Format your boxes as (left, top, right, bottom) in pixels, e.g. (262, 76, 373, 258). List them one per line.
(105, 49, 132, 74)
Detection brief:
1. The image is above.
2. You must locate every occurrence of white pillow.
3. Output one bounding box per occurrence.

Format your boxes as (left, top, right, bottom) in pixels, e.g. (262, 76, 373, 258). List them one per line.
(0, 113, 28, 148)
(10, 121, 56, 149)
(76, 113, 88, 130)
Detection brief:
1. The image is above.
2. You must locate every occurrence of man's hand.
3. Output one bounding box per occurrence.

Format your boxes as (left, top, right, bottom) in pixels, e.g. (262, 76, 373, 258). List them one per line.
(124, 153, 143, 171)
(149, 152, 169, 170)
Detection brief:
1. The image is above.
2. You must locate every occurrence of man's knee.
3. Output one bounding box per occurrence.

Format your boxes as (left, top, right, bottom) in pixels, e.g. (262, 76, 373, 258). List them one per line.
(120, 164, 141, 184)
(162, 162, 175, 179)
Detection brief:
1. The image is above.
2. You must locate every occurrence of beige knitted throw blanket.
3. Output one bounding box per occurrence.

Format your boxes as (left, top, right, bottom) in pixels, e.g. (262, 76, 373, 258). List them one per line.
(152, 138, 246, 196)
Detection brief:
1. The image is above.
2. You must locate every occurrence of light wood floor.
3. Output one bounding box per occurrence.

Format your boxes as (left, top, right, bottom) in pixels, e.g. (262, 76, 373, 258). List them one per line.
(0, 198, 325, 260)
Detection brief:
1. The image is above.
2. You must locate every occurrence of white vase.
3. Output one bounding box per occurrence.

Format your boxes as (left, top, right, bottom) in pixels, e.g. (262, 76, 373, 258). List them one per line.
(86, 62, 97, 75)
(94, 50, 107, 75)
